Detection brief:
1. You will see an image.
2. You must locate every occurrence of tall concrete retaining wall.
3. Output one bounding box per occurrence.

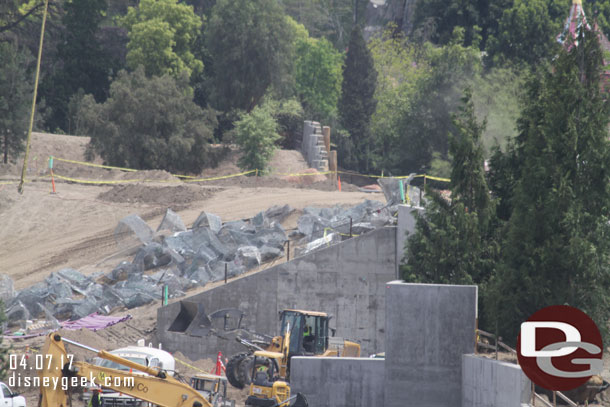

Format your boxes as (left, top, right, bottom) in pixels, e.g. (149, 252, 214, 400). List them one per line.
(396, 205, 424, 276)
(384, 282, 477, 407)
(462, 354, 531, 407)
(301, 121, 329, 171)
(157, 227, 396, 359)
(290, 357, 385, 407)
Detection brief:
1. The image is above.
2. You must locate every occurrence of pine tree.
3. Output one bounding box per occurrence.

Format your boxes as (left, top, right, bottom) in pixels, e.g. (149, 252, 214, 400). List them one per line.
(402, 90, 498, 287)
(489, 28, 610, 342)
(0, 41, 32, 164)
(41, 0, 111, 132)
(338, 26, 377, 173)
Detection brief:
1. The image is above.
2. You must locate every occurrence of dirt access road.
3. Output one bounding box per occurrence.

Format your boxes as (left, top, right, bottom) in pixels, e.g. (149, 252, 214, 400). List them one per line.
(0, 132, 378, 289)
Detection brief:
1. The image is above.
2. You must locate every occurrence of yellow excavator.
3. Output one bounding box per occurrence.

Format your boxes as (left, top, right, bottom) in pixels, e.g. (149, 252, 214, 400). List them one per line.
(39, 332, 215, 407)
(226, 309, 360, 389)
(244, 323, 308, 407)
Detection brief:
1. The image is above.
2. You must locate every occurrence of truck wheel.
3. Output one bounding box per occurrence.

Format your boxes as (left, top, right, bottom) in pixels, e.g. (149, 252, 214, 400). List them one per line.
(226, 353, 250, 389)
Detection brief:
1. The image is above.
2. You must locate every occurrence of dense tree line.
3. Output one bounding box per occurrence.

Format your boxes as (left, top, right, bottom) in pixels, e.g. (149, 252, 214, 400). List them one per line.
(404, 29, 610, 342)
(0, 0, 608, 341)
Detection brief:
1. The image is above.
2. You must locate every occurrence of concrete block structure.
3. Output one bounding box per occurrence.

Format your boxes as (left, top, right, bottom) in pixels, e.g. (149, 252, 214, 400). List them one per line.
(395, 205, 424, 276)
(157, 227, 396, 359)
(301, 121, 329, 171)
(384, 282, 477, 407)
(290, 357, 385, 407)
(462, 355, 531, 407)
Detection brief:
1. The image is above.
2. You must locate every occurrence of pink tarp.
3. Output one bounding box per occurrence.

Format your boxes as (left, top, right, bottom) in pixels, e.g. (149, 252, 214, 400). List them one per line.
(60, 313, 132, 331)
(2, 313, 132, 339)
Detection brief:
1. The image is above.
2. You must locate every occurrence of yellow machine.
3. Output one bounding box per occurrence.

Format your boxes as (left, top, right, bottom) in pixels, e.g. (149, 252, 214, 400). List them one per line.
(244, 325, 308, 407)
(227, 309, 360, 389)
(39, 332, 212, 407)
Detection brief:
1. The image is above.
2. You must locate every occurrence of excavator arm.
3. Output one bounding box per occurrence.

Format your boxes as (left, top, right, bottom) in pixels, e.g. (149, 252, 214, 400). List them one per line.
(39, 333, 210, 407)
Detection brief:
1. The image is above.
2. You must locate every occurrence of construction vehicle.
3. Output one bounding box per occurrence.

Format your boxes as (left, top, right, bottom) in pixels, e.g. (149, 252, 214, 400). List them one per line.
(0, 382, 26, 407)
(38, 332, 225, 407)
(244, 325, 308, 407)
(190, 373, 234, 407)
(84, 341, 176, 406)
(226, 309, 360, 389)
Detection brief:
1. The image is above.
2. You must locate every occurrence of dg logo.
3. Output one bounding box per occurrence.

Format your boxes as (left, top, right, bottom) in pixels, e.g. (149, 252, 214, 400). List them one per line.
(517, 305, 603, 391)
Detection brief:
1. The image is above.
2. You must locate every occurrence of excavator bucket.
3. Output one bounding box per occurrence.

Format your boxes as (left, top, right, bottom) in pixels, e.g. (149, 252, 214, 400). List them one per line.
(292, 393, 309, 407)
(168, 301, 212, 337)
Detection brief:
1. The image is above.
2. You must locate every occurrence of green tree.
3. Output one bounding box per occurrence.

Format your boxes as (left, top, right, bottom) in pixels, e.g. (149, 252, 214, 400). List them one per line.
(338, 26, 377, 172)
(470, 67, 525, 152)
(120, 0, 203, 79)
(486, 0, 565, 65)
(41, 0, 111, 133)
(281, 0, 355, 49)
(398, 29, 481, 174)
(0, 41, 32, 164)
(294, 34, 343, 123)
(402, 90, 498, 286)
(369, 27, 426, 173)
(266, 98, 304, 148)
(206, 0, 294, 112)
(411, 0, 484, 46)
(82, 67, 216, 173)
(489, 29, 610, 342)
(233, 104, 280, 173)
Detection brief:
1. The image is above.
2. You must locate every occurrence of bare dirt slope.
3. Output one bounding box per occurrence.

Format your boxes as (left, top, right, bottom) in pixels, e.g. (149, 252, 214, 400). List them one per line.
(0, 133, 380, 406)
(0, 133, 376, 289)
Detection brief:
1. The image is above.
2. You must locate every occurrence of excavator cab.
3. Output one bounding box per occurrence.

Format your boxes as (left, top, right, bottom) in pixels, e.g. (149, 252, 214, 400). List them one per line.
(279, 310, 330, 356)
(190, 373, 235, 407)
(245, 351, 290, 407)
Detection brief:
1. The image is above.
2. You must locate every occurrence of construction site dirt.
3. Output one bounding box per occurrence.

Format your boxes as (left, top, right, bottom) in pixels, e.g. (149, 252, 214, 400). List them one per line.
(0, 132, 378, 406)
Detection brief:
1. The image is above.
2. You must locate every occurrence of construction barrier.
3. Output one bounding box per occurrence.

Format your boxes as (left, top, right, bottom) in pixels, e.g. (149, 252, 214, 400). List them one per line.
(45, 155, 452, 187)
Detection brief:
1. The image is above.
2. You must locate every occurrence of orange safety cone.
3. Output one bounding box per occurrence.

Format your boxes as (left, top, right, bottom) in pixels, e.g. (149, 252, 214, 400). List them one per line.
(338, 175, 342, 192)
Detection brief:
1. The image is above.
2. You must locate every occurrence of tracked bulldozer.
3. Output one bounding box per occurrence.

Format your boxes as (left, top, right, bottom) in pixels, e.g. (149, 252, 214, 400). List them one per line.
(226, 309, 360, 389)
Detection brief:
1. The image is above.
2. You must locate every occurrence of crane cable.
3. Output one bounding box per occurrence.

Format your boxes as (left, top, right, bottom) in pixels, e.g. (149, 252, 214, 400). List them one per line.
(18, 0, 49, 194)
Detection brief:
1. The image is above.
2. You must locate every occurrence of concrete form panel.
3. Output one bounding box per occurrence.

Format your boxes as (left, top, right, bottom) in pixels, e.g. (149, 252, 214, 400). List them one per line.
(462, 355, 531, 407)
(396, 205, 424, 277)
(157, 227, 397, 359)
(384, 282, 477, 407)
(291, 357, 385, 407)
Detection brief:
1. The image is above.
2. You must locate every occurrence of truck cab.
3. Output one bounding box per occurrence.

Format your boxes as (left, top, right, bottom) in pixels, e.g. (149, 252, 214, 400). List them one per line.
(84, 344, 175, 407)
(0, 382, 26, 407)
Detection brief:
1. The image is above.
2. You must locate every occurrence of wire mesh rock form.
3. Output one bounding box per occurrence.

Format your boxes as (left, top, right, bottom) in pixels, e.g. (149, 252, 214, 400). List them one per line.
(4, 201, 396, 326)
(293, 200, 397, 256)
(4, 205, 294, 326)
(377, 177, 422, 207)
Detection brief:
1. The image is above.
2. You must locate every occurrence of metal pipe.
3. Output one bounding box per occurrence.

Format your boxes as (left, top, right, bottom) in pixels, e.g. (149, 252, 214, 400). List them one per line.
(60, 336, 99, 354)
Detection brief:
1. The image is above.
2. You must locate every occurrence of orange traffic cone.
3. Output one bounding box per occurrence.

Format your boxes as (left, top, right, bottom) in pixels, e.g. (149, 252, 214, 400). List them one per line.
(338, 176, 342, 192)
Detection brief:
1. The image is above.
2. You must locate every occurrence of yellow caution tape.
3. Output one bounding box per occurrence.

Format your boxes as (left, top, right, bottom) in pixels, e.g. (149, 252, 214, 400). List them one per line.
(0, 181, 17, 185)
(49, 155, 450, 183)
(334, 170, 450, 182)
(273, 171, 334, 177)
(182, 170, 256, 182)
(323, 227, 360, 239)
(412, 174, 451, 182)
(52, 170, 256, 185)
(174, 357, 210, 375)
(52, 156, 139, 172)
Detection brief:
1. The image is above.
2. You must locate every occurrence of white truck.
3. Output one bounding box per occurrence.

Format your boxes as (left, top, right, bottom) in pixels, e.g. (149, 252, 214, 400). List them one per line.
(84, 341, 175, 407)
(0, 382, 26, 407)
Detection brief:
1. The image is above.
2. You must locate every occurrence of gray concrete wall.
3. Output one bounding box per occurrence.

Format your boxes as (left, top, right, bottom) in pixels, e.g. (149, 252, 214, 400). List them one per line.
(157, 227, 397, 359)
(384, 282, 477, 407)
(291, 357, 385, 407)
(462, 355, 531, 407)
(301, 121, 328, 171)
(396, 205, 424, 277)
